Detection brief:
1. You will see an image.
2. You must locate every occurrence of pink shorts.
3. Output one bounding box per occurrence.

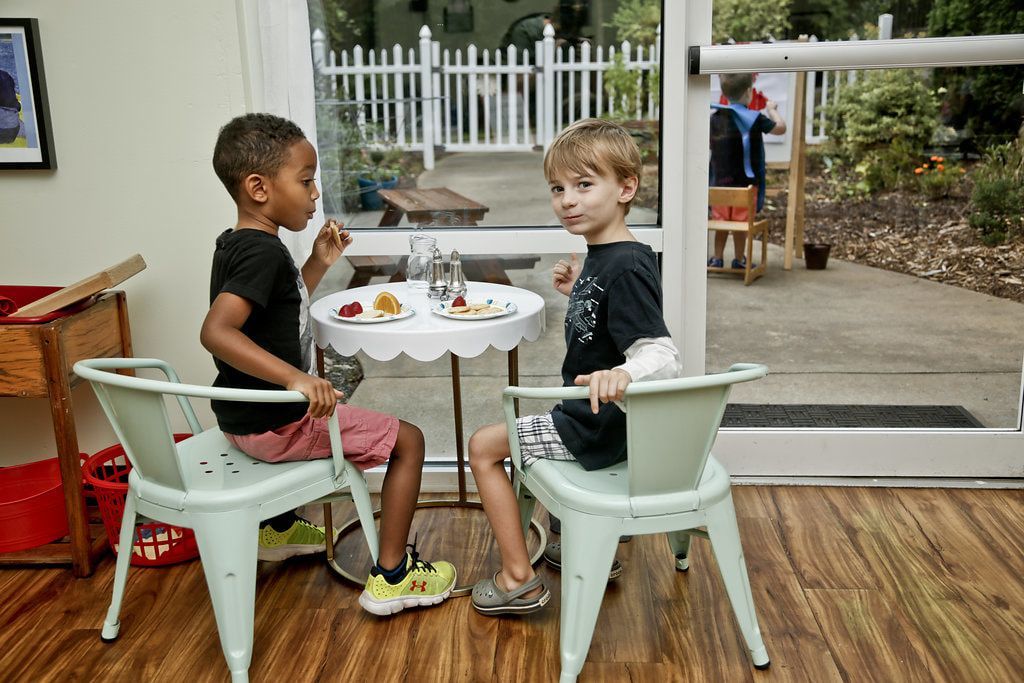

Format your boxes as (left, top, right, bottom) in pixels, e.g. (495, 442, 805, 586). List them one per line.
(225, 404, 400, 471)
(711, 205, 750, 222)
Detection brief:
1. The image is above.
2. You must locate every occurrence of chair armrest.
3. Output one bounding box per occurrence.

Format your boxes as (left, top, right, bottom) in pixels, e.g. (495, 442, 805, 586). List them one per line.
(74, 357, 351, 480)
(501, 385, 591, 471)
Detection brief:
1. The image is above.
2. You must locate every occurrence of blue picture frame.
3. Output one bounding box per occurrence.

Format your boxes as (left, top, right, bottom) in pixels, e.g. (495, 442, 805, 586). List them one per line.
(0, 18, 55, 169)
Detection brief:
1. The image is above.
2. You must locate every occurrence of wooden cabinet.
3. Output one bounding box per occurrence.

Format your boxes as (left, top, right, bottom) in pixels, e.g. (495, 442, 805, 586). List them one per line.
(0, 291, 132, 576)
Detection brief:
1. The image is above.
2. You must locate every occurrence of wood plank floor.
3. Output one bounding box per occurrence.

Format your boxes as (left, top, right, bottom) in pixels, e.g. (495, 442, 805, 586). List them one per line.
(1, 486, 1022, 682)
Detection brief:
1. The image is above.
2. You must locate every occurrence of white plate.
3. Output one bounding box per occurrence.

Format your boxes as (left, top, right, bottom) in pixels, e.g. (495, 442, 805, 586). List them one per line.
(330, 303, 414, 324)
(431, 299, 518, 320)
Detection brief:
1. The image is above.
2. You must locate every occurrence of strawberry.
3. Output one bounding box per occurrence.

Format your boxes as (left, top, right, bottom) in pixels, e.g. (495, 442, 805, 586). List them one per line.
(339, 304, 354, 317)
(351, 301, 363, 314)
(451, 295, 466, 307)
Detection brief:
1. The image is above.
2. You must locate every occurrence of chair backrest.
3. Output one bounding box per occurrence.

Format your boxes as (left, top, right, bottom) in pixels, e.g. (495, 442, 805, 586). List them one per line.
(74, 358, 308, 494)
(709, 185, 757, 220)
(622, 363, 767, 498)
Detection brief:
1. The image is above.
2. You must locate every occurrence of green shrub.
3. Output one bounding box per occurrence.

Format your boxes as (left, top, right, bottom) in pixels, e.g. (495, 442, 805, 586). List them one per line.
(607, 0, 661, 45)
(824, 69, 938, 192)
(713, 0, 792, 43)
(968, 137, 1024, 243)
(928, 0, 1024, 146)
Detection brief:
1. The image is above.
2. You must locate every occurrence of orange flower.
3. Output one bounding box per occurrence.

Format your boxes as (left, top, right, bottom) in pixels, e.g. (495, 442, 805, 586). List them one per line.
(959, 168, 966, 174)
(937, 164, 945, 171)
(930, 155, 940, 161)
(923, 163, 929, 169)
(914, 167, 924, 175)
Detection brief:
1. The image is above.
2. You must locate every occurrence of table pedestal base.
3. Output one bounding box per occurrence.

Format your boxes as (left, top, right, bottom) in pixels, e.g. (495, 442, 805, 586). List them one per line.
(324, 500, 547, 597)
(316, 346, 545, 597)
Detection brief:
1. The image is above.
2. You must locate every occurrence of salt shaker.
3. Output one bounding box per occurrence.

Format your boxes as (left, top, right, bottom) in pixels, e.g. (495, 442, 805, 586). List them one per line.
(446, 250, 467, 299)
(427, 247, 448, 300)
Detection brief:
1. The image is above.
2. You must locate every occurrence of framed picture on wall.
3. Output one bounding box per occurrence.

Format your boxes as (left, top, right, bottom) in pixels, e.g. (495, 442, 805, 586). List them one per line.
(0, 18, 55, 169)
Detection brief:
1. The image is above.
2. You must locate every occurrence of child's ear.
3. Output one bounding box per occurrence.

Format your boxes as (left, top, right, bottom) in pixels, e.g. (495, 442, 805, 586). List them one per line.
(241, 173, 270, 204)
(618, 176, 639, 204)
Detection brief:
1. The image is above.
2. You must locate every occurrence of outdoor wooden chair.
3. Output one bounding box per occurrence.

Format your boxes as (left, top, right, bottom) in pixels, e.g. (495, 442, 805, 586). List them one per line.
(707, 185, 769, 285)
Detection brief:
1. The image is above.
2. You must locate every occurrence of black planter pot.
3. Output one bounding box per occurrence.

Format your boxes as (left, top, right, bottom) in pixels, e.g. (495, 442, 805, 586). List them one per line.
(803, 243, 832, 270)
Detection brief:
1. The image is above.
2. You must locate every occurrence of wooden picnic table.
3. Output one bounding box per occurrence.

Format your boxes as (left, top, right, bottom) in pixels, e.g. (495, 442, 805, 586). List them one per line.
(346, 187, 539, 289)
(377, 187, 489, 227)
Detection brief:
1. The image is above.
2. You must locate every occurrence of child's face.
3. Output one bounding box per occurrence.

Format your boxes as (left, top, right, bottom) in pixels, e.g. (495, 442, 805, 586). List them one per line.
(264, 139, 320, 232)
(547, 165, 637, 243)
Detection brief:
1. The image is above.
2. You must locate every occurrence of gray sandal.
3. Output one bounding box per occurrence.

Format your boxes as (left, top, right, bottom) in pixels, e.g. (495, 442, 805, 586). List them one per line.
(543, 541, 623, 580)
(472, 572, 551, 615)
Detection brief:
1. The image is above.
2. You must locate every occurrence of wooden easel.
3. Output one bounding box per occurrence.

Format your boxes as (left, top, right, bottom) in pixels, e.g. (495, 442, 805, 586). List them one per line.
(783, 36, 810, 270)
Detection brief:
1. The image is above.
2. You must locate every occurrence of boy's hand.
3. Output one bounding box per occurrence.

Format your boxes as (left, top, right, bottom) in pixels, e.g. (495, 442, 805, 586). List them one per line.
(765, 99, 778, 112)
(574, 369, 632, 414)
(287, 373, 344, 419)
(553, 252, 581, 297)
(312, 219, 352, 266)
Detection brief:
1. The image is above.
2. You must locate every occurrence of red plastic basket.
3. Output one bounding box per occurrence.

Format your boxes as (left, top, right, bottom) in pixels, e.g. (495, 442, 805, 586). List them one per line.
(82, 435, 199, 566)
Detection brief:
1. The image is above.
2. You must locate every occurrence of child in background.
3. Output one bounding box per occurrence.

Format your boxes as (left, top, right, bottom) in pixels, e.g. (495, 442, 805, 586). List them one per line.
(202, 113, 455, 615)
(468, 118, 681, 615)
(709, 73, 787, 270)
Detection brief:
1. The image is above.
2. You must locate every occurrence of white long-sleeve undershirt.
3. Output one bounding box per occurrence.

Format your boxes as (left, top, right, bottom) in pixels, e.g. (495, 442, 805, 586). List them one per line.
(613, 336, 681, 383)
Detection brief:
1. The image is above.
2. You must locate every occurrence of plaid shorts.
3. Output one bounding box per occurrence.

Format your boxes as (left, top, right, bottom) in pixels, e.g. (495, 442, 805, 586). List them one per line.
(515, 413, 576, 467)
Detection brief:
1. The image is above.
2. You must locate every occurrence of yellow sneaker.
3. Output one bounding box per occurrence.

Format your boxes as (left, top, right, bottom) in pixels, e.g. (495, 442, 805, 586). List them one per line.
(358, 542, 457, 616)
(258, 519, 332, 562)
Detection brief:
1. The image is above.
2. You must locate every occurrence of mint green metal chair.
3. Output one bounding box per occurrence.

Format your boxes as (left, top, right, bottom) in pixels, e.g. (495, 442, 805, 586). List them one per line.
(74, 358, 379, 683)
(507, 363, 770, 683)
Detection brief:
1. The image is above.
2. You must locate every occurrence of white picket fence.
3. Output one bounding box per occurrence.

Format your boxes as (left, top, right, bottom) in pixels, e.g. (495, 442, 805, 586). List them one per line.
(312, 24, 868, 169)
(312, 23, 660, 168)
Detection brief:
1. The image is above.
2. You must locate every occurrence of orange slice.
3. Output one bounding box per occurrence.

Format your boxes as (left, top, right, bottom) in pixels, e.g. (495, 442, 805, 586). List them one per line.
(373, 291, 401, 315)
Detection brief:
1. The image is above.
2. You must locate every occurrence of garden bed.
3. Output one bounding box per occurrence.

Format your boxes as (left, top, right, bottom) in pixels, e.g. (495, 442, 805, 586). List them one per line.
(762, 175, 1024, 304)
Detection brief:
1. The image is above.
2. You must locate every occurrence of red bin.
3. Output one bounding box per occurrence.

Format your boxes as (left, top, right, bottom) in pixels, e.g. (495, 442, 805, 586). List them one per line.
(82, 435, 199, 566)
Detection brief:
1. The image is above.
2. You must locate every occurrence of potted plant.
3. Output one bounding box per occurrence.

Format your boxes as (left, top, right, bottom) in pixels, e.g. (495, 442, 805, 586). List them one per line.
(802, 238, 832, 270)
(356, 147, 402, 211)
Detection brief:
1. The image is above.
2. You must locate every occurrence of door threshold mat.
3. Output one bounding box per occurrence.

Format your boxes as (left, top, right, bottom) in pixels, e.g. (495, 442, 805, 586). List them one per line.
(721, 404, 984, 429)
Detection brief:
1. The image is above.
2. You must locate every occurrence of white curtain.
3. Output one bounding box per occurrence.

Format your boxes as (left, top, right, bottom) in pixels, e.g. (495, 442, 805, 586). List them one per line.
(255, 0, 321, 263)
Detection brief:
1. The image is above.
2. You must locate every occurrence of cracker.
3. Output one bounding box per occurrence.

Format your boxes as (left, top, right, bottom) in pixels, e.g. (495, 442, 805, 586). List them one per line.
(358, 309, 384, 319)
(449, 305, 471, 313)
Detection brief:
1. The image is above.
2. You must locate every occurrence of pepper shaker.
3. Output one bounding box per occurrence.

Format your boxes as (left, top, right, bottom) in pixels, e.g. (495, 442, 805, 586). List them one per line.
(427, 247, 448, 300)
(446, 249, 467, 299)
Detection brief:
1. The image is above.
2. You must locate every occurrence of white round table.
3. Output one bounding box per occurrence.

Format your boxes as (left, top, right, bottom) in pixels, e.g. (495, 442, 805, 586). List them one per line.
(310, 281, 547, 594)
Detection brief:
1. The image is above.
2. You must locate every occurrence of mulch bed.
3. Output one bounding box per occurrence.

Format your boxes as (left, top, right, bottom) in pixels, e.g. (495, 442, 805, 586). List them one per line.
(760, 176, 1024, 304)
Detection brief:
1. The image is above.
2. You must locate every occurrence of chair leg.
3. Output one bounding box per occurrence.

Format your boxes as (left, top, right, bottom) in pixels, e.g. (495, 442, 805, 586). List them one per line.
(513, 470, 537, 537)
(706, 493, 770, 669)
(191, 510, 262, 683)
(744, 232, 755, 285)
(101, 492, 139, 641)
(557, 514, 620, 683)
(666, 530, 692, 572)
(347, 469, 380, 562)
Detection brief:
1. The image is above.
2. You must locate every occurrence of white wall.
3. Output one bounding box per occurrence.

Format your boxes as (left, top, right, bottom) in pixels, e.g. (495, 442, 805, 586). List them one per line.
(0, 2, 248, 464)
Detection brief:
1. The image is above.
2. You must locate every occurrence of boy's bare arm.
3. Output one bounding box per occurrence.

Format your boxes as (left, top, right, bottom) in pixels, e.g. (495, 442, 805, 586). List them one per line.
(201, 292, 342, 417)
(765, 100, 787, 135)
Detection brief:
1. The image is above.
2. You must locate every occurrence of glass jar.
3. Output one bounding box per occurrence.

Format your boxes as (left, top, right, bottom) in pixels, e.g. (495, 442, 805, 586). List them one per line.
(407, 233, 436, 291)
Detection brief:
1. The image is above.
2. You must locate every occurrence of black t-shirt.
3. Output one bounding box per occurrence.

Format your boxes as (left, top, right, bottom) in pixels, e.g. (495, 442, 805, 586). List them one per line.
(208, 229, 313, 435)
(550, 241, 670, 470)
(709, 108, 775, 188)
